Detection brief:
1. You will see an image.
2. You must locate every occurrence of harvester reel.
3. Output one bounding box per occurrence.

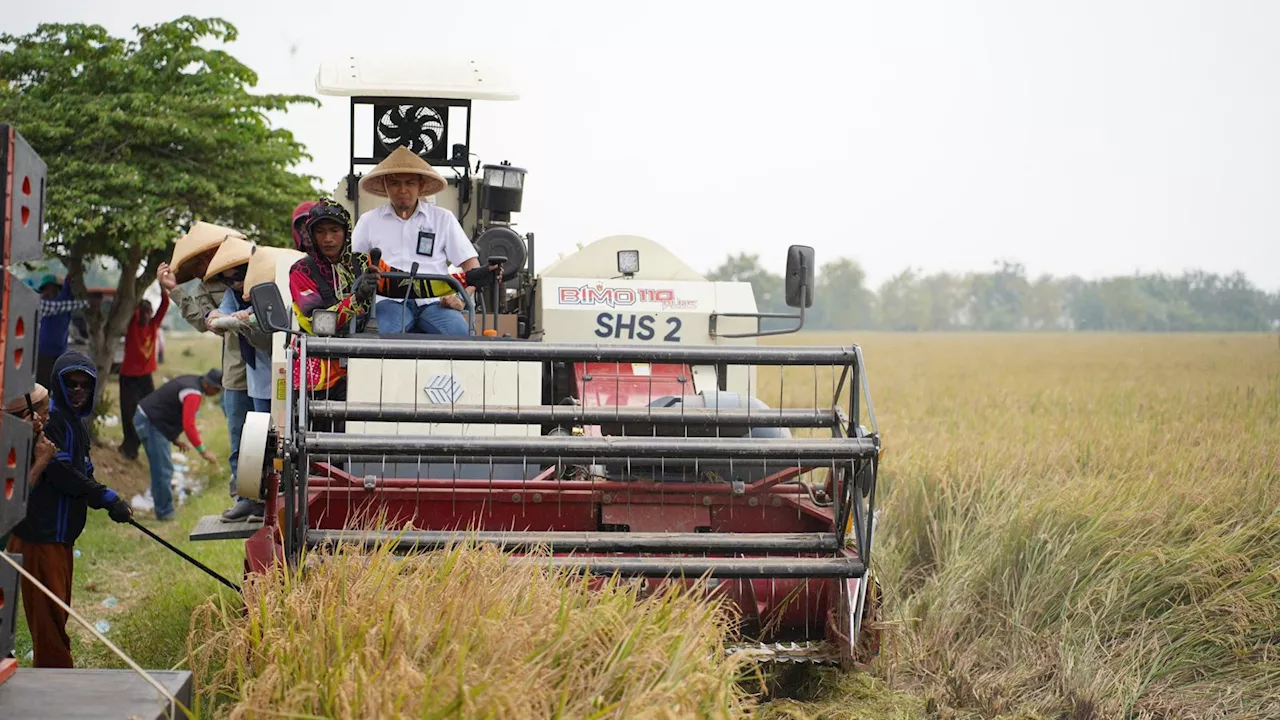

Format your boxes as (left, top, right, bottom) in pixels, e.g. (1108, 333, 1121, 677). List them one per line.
(236, 411, 274, 500)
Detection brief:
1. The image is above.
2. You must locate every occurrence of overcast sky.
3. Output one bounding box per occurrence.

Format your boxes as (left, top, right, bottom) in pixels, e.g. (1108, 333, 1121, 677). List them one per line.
(11, 0, 1280, 289)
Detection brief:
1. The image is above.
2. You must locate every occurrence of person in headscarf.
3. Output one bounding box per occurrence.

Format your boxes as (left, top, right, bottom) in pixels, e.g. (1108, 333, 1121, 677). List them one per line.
(287, 199, 502, 428)
(5, 352, 133, 668)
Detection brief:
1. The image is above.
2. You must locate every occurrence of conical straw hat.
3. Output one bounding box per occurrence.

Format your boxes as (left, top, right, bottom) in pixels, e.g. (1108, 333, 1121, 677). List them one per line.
(243, 246, 307, 300)
(172, 222, 247, 283)
(358, 145, 447, 198)
(204, 236, 255, 281)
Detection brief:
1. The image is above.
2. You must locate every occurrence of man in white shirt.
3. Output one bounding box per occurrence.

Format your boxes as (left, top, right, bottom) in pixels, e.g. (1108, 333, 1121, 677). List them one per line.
(352, 146, 481, 335)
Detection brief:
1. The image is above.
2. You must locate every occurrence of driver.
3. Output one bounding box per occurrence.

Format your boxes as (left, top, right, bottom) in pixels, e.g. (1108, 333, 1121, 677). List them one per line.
(351, 146, 498, 335)
(288, 199, 501, 429)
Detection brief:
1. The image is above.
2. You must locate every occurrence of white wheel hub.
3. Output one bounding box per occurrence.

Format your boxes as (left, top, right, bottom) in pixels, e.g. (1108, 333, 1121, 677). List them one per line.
(236, 411, 273, 500)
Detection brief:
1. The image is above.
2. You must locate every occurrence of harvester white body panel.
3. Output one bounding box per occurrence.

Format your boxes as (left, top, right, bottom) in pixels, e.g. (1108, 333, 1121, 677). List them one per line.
(343, 358, 541, 439)
(536, 235, 760, 397)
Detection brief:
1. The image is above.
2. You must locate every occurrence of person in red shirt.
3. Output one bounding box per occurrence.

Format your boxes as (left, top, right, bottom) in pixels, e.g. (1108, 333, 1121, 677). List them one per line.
(118, 292, 170, 460)
(134, 369, 221, 521)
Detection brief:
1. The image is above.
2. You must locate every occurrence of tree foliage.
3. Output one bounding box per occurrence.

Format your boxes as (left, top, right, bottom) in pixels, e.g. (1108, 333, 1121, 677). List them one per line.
(0, 16, 321, 381)
(706, 254, 1280, 332)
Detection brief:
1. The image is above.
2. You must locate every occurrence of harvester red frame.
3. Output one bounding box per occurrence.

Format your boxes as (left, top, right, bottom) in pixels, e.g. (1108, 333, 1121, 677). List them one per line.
(242, 335, 882, 667)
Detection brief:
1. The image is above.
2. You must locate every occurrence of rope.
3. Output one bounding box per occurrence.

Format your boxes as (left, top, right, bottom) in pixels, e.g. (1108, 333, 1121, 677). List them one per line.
(0, 550, 190, 719)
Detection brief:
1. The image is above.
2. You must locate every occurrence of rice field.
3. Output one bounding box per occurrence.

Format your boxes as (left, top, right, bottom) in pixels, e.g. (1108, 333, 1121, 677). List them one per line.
(758, 332, 1280, 719)
(42, 332, 1279, 719)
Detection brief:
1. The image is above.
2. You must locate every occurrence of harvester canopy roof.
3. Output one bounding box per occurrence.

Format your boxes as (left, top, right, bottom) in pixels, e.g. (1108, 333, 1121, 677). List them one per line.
(315, 56, 518, 101)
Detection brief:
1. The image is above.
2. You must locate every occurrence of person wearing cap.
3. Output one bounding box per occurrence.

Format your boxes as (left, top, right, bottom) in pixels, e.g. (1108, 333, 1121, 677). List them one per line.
(156, 222, 254, 510)
(35, 274, 90, 388)
(6, 353, 133, 668)
(134, 368, 223, 521)
(351, 146, 497, 335)
(117, 288, 170, 461)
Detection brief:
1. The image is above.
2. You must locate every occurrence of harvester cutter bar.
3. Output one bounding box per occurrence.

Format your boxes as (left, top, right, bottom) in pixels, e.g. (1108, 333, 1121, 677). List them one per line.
(305, 336, 857, 365)
(307, 529, 840, 553)
(304, 432, 877, 461)
(308, 401, 838, 427)
(727, 641, 842, 665)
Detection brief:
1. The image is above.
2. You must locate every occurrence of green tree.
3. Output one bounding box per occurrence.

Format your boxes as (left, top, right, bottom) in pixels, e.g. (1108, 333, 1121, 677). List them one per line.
(812, 258, 877, 330)
(0, 16, 320, 385)
(706, 252, 789, 329)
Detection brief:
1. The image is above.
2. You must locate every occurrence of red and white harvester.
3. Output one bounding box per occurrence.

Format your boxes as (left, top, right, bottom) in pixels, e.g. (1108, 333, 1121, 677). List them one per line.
(193, 56, 884, 668)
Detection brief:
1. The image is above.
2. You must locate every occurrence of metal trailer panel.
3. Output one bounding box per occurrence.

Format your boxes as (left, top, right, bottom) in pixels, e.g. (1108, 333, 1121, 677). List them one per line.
(0, 414, 32, 537)
(0, 669, 193, 719)
(0, 552, 20, 662)
(1, 278, 37, 405)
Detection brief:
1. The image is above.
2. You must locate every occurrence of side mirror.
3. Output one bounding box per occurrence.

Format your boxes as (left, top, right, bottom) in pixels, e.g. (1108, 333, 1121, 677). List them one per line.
(785, 245, 815, 309)
(249, 282, 291, 332)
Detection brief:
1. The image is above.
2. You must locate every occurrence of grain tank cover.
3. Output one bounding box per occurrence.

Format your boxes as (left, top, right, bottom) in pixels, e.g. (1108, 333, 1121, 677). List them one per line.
(539, 235, 706, 281)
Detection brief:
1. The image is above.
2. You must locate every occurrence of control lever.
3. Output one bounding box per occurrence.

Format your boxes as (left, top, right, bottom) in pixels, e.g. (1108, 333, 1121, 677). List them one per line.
(358, 249, 383, 334)
(483, 255, 508, 337)
(402, 260, 419, 335)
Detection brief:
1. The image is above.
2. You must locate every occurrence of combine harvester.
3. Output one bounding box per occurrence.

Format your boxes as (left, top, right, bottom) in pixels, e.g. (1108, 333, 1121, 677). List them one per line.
(196, 56, 885, 669)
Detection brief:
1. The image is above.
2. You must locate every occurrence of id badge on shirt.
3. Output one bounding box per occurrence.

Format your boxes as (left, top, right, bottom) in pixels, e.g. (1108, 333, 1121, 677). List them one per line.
(417, 230, 436, 257)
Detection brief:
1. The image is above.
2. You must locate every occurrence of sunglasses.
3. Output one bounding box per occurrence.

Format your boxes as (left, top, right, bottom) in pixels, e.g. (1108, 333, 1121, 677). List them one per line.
(221, 266, 248, 282)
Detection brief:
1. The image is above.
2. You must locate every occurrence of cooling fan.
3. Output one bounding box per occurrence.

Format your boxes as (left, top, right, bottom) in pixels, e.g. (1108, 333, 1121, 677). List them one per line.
(375, 105, 446, 159)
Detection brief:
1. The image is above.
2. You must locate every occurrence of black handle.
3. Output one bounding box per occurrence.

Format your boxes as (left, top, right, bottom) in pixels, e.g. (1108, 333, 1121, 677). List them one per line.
(128, 519, 242, 593)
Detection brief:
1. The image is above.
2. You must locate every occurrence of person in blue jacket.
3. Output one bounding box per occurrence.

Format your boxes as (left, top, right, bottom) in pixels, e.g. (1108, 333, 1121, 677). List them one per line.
(4, 351, 133, 668)
(35, 275, 89, 388)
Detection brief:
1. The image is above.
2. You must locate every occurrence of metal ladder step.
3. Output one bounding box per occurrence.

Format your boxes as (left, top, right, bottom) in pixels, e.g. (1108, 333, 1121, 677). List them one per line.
(189, 514, 260, 542)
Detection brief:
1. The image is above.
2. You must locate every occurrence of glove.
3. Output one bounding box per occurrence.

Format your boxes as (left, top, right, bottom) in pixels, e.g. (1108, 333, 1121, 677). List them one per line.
(353, 271, 379, 304)
(464, 265, 497, 288)
(108, 497, 133, 523)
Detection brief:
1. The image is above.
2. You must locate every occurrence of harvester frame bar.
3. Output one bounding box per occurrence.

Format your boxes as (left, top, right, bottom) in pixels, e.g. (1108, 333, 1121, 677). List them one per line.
(308, 529, 841, 553)
(308, 401, 839, 427)
(304, 432, 877, 461)
(304, 336, 858, 365)
(506, 555, 865, 579)
(282, 337, 882, 594)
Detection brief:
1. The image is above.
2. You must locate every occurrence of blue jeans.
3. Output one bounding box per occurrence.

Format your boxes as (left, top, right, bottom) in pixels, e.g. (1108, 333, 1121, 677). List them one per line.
(252, 397, 271, 412)
(134, 409, 174, 520)
(222, 389, 252, 497)
(374, 299, 470, 335)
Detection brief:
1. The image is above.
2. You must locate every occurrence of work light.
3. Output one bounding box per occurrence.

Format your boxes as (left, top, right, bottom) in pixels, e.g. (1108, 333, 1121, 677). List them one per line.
(312, 309, 339, 337)
(480, 162, 526, 222)
(617, 250, 640, 277)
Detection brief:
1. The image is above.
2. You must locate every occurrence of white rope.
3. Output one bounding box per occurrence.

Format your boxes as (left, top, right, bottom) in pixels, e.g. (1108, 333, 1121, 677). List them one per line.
(0, 550, 188, 719)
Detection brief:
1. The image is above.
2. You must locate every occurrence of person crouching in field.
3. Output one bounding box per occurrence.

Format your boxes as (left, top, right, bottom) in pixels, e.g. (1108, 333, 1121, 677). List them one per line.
(5, 353, 133, 668)
(204, 237, 275, 523)
(134, 369, 223, 521)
